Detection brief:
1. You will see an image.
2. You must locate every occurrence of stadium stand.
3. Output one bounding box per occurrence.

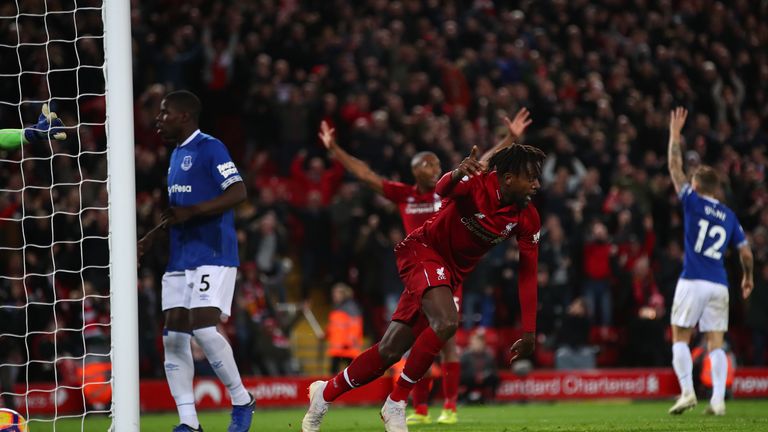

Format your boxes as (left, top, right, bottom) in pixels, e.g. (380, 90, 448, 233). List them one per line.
(1, 1, 767, 380)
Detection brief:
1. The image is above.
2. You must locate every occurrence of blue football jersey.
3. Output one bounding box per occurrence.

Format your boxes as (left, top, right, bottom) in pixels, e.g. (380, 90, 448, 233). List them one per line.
(166, 130, 243, 271)
(679, 183, 747, 285)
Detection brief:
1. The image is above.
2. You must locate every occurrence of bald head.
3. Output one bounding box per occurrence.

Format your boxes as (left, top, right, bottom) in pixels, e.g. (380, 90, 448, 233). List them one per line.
(411, 151, 438, 168)
(411, 151, 441, 190)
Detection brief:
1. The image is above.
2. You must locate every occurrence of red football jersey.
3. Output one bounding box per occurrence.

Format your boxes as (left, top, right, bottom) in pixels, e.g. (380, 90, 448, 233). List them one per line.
(382, 180, 443, 234)
(409, 170, 541, 331)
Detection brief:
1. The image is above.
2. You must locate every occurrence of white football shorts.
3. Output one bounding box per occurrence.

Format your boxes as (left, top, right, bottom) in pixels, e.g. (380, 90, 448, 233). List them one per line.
(161, 265, 237, 317)
(670, 278, 729, 332)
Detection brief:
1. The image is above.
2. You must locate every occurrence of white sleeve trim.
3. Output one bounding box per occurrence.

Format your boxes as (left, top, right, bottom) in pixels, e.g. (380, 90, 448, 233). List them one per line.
(678, 183, 692, 200)
(220, 175, 243, 190)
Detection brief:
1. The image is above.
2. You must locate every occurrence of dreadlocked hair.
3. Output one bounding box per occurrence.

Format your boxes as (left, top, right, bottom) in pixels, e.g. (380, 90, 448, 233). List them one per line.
(487, 144, 546, 179)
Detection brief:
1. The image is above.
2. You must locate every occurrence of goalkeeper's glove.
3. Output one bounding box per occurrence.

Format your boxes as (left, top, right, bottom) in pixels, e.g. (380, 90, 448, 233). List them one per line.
(23, 103, 67, 144)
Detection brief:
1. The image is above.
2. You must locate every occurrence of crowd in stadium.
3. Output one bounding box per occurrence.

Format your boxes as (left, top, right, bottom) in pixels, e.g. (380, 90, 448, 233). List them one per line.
(1, 0, 767, 382)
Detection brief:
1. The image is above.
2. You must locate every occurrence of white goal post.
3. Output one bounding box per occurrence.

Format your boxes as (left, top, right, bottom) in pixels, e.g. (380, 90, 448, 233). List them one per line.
(104, 0, 140, 430)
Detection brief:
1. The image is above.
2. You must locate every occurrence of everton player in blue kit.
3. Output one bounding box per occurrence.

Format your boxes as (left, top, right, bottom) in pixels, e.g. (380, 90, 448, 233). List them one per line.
(139, 91, 254, 432)
(665, 107, 754, 416)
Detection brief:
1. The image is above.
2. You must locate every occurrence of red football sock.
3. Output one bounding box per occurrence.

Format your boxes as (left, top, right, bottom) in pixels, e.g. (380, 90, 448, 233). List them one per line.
(323, 343, 386, 402)
(411, 376, 431, 414)
(390, 327, 444, 403)
(442, 361, 460, 411)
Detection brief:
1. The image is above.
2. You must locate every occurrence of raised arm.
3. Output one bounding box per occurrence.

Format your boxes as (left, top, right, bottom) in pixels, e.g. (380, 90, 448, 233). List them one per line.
(739, 244, 754, 299)
(667, 107, 689, 193)
(480, 107, 532, 164)
(435, 145, 482, 197)
(318, 120, 383, 194)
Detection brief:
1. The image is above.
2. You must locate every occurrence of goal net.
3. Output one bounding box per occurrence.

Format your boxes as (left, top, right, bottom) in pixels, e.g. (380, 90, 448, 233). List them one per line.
(0, 0, 138, 430)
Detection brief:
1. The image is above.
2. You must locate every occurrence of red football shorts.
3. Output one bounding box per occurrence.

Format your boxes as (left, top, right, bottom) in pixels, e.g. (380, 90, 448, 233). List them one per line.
(392, 237, 459, 334)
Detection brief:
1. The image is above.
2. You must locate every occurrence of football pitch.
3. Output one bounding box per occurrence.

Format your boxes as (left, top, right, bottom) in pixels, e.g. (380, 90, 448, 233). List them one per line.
(30, 400, 768, 431)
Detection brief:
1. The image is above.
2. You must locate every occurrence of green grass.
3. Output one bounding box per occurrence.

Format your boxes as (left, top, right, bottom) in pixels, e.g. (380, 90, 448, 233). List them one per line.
(23, 400, 768, 431)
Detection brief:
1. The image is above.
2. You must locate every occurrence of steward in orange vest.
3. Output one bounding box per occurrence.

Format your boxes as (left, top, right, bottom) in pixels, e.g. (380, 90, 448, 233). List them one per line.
(692, 345, 735, 392)
(78, 359, 112, 409)
(326, 283, 363, 374)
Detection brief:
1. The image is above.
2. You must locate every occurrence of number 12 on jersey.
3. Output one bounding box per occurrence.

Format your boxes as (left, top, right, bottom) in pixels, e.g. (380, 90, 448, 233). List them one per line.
(694, 219, 726, 259)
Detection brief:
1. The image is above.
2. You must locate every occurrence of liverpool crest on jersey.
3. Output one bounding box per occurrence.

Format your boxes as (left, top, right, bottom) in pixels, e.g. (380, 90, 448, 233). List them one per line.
(502, 222, 518, 236)
(181, 155, 193, 171)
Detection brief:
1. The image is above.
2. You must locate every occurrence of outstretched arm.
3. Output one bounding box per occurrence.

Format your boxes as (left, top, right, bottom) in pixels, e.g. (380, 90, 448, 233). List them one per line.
(480, 107, 532, 164)
(668, 107, 688, 194)
(0, 104, 67, 150)
(318, 120, 383, 194)
(739, 244, 754, 299)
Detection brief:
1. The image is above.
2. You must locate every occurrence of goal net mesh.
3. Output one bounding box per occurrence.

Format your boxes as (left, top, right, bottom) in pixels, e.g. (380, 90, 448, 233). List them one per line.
(0, 0, 115, 429)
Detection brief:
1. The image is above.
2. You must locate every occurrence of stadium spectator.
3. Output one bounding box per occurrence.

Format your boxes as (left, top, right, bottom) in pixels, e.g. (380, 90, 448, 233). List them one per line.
(554, 297, 595, 370)
(246, 210, 290, 303)
(295, 189, 334, 299)
(354, 214, 403, 337)
(326, 182, 366, 282)
(459, 329, 499, 404)
(325, 283, 363, 374)
(233, 261, 272, 375)
(618, 257, 667, 367)
(745, 261, 768, 366)
(581, 221, 613, 326)
(655, 241, 685, 318)
(538, 214, 574, 334)
(461, 247, 502, 330)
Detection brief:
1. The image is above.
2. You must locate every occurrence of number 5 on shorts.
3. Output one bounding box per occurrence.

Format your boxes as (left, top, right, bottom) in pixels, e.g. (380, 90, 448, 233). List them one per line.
(200, 274, 211, 292)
